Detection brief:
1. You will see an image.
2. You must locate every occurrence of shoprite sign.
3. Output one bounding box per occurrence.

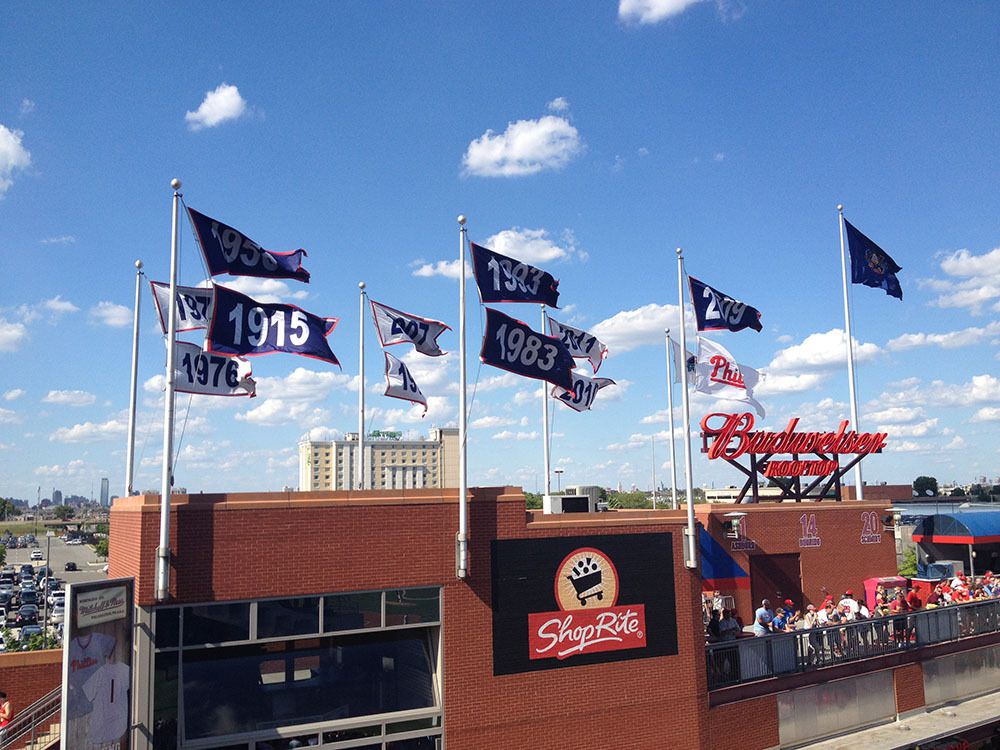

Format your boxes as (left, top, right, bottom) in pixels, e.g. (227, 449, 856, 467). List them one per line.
(491, 534, 677, 675)
(701, 412, 888, 477)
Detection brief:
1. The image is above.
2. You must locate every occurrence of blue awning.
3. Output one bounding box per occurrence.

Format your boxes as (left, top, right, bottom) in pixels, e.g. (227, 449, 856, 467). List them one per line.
(912, 511, 1000, 544)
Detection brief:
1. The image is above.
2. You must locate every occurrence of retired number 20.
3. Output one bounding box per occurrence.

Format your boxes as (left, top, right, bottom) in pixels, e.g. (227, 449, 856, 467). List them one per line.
(228, 302, 310, 348)
(495, 323, 558, 371)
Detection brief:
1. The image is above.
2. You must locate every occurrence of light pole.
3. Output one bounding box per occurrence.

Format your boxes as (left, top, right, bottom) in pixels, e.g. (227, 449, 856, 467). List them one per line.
(554, 469, 564, 493)
(44, 531, 53, 648)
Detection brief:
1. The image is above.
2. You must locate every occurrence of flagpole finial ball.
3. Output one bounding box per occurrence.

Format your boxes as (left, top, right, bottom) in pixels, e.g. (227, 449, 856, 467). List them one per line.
(358, 281, 366, 291)
(135, 260, 143, 270)
(675, 247, 683, 257)
(457, 215, 467, 225)
(170, 178, 182, 190)
(837, 204, 844, 212)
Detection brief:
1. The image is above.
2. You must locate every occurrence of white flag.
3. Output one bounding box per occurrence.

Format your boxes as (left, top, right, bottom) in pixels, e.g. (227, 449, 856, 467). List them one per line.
(371, 299, 449, 357)
(173, 341, 255, 397)
(694, 336, 765, 417)
(383, 352, 427, 414)
(668, 335, 697, 385)
(151, 281, 215, 334)
(547, 317, 609, 373)
(551, 371, 616, 412)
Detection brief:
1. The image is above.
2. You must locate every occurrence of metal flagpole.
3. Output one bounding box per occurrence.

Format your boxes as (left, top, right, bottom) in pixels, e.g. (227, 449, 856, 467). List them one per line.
(156, 179, 182, 602)
(676, 248, 697, 568)
(125, 259, 144, 497)
(358, 282, 366, 491)
(837, 204, 864, 500)
(541, 306, 553, 513)
(456, 215, 468, 578)
(665, 329, 679, 510)
(651, 437, 656, 509)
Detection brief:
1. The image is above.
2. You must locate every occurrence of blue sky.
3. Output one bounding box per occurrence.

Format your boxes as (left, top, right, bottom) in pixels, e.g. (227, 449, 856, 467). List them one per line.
(1, 2, 998, 501)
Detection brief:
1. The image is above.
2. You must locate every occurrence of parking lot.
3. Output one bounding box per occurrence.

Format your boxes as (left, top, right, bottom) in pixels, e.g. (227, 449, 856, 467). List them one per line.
(2, 534, 108, 649)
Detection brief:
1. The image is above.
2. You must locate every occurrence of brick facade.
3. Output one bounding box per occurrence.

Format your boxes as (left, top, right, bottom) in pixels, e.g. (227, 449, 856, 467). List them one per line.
(708, 695, 779, 750)
(893, 662, 927, 715)
(0, 649, 62, 748)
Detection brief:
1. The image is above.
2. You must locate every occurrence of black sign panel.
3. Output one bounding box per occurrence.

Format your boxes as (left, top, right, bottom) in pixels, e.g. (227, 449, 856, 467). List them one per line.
(491, 533, 677, 675)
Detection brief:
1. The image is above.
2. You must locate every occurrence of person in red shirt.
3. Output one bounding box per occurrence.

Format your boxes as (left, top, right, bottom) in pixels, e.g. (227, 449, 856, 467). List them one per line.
(890, 592, 910, 646)
(906, 588, 922, 610)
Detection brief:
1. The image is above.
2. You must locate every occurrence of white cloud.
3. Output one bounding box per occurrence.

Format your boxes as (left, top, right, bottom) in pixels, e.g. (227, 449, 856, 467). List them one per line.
(776, 334, 793, 344)
(887, 440, 924, 453)
(34, 459, 88, 478)
(49, 419, 126, 443)
(253, 368, 358, 403)
(619, 0, 704, 24)
(3, 389, 24, 401)
(713, 152, 726, 162)
(865, 406, 924, 424)
(470, 415, 516, 430)
(491, 430, 539, 441)
(755, 372, 827, 396)
(944, 436, 967, 450)
(199, 276, 307, 304)
(879, 418, 938, 438)
(42, 389, 96, 407)
(462, 115, 582, 177)
(370, 395, 452, 426)
(484, 227, 586, 264)
(887, 321, 1000, 351)
(591, 303, 683, 353)
(0, 317, 28, 351)
(0, 407, 21, 424)
(185, 83, 247, 131)
(301, 426, 342, 442)
(43, 296, 79, 315)
(878, 374, 1000, 408)
(235, 398, 329, 427)
(89, 301, 132, 327)
(923, 246, 1000, 314)
(0, 124, 31, 198)
(546, 97, 570, 112)
(19, 99, 35, 116)
(40, 235, 76, 245)
(474, 372, 522, 393)
(411, 259, 468, 280)
(768, 329, 881, 371)
(971, 407, 1000, 423)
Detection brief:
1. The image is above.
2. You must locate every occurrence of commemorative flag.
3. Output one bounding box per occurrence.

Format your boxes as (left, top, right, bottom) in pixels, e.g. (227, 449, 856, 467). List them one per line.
(551, 371, 616, 412)
(187, 207, 311, 283)
(383, 352, 427, 414)
(689, 276, 763, 333)
(207, 284, 340, 366)
(370, 299, 449, 357)
(668, 335, 697, 385)
(694, 336, 765, 417)
(481, 308, 575, 390)
(173, 341, 256, 397)
(547, 316, 608, 373)
(844, 219, 903, 300)
(470, 242, 560, 307)
(150, 281, 215, 334)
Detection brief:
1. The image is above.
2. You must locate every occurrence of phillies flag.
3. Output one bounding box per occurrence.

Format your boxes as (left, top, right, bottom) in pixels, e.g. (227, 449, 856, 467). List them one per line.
(547, 316, 608, 373)
(207, 284, 340, 365)
(844, 219, 903, 300)
(481, 308, 575, 390)
(470, 242, 560, 307)
(383, 352, 427, 414)
(370, 299, 449, 357)
(173, 341, 256, 398)
(689, 276, 763, 333)
(694, 336, 765, 417)
(552, 371, 616, 412)
(187, 207, 311, 282)
(150, 281, 215, 334)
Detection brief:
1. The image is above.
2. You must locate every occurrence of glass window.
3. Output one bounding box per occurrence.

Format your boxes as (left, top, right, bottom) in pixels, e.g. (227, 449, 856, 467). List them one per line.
(155, 607, 179, 649)
(153, 652, 179, 749)
(385, 589, 439, 626)
(256, 735, 317, 750)
(257, 598, 320, 638)
(324, 592, 382, 632)
(322, 726, 381, 743)
(183, 602, 250, 645)
(387, 717, 441, 734)
(387, 738, 439, 750)
(182, 629, 437, 740)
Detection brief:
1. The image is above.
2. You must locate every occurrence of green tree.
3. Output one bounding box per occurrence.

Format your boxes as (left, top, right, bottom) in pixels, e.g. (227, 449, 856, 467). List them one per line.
(950, 487, 965, 497)
(913, 476, 938, 497)
(0, 499, 19, 520)
(95, 538, 109, 558)
(53, 504, 75, 521)
(898, 548, 918, 577)
(0, 545, 5, 566)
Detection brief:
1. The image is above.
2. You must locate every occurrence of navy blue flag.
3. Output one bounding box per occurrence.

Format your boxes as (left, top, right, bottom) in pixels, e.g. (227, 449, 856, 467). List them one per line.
(207, 284, 340, 366)
(187, 207, 311, 283)
(480, 308, 574, 390)
(689, 276, 763, 333)
(470, 242, 559, 307)
(844, 219, 903, 300)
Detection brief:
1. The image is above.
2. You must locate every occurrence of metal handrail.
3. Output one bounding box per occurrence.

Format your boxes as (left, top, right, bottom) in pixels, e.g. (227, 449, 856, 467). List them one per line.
(705, 597, 1000, 690)
(0, 685, 60, 750)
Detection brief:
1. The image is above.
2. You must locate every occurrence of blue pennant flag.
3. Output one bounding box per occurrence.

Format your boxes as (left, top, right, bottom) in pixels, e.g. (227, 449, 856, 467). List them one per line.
(470, 242, 560, 307)
(844, 219, 902, 300)
(689, 276, 763, 333)
(480, 308, 574, 390)
(187, 207, 311, 283)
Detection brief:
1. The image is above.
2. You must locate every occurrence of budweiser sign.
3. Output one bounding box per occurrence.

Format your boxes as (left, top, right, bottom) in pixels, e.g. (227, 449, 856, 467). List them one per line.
(701, 412, 888, 462)
(527, 548, 646, 661)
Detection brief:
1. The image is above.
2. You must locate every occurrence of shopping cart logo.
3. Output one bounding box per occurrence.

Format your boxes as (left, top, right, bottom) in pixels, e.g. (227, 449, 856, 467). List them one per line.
(528, 547, 646, 660)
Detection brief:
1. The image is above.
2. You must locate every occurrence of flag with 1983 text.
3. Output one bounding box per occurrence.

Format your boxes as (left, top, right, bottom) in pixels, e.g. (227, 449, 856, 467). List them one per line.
(481, 308, 574, 390)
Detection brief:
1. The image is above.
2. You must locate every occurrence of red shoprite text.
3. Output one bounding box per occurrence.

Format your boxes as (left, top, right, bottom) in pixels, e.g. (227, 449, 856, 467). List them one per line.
(701, 412, 889, 461)
(528, 606, 646, 660)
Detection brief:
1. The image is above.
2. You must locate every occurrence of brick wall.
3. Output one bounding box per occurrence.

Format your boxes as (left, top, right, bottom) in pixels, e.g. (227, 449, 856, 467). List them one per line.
(708, 695, 779, 749)
(0, 649, 62, 748)
(893, 662, 926, 715)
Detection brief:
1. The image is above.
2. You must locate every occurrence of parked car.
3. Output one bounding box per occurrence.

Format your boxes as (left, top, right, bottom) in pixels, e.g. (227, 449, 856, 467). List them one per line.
(19, 564, 34, 575)
(30, 549, 42, 561)
(19, 590, 38, 606)
(4, 608, 17, 627)
(48, 604, 65, 625)
(66, 539, 83, 545)
(64, 561, 78, 572)
(16, 604, 38, 626)
(48, 592, 65, 609)
(19, 624, 43, 644)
